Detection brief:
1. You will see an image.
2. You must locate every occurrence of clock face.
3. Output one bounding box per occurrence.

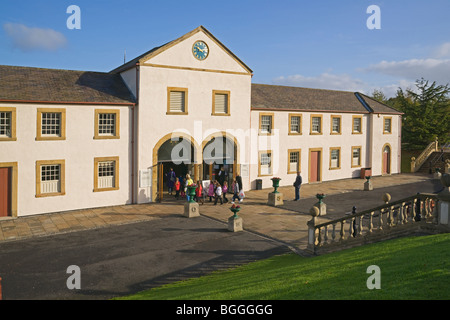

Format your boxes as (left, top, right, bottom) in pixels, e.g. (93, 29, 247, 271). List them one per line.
(192, 41, 209, 60)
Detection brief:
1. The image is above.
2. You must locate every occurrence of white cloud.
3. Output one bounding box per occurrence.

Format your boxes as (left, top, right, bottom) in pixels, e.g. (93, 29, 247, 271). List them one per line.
(272, 72, 415, 98)
(3, 23, 67, 52)
(363, 59, 450, 84)
(434, 42, 450, 58)
(273, 73, 367, 93)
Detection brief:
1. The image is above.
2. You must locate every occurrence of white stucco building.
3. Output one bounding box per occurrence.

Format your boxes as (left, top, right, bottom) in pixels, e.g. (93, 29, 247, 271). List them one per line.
(0, 26, 402, 218)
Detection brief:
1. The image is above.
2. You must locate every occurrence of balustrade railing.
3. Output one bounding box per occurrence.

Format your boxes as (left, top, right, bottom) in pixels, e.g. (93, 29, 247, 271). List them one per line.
(307, 193, 439, 254)
(411, 138, 439, 172)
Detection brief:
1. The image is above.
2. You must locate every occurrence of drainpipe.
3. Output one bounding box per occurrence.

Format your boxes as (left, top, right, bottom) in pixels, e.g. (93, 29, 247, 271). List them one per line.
(132, 62, 140, 204)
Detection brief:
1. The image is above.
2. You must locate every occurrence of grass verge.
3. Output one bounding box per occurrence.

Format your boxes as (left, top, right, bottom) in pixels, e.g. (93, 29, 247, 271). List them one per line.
(117, 233, 450, 300)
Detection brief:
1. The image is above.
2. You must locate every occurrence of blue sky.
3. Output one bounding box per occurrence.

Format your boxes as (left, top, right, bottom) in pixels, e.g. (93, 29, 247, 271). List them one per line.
(1, 0, 450, 97)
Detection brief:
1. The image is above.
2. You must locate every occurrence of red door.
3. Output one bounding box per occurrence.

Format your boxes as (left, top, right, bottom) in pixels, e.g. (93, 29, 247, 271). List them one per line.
(0, 167, 11, 217)
(310, 151, 320, 182)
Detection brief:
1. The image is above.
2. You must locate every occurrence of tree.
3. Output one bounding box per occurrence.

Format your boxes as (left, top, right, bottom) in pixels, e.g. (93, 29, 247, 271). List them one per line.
(396, 78, 450, 149)
(371, 89, 387, 104)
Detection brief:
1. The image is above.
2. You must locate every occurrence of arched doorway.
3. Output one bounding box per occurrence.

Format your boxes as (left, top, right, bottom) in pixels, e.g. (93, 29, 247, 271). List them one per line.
(202, 132, 239, 188)
(382, 144, 391, 175)
(152, 133, 200, 202)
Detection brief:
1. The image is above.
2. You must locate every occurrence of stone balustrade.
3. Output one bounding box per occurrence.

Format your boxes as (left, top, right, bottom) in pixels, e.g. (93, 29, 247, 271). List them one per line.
(307, 193, 440, 255)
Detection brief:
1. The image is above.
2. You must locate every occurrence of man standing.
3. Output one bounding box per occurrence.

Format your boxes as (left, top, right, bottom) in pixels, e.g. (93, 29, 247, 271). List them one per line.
(293, 171, 302, 201)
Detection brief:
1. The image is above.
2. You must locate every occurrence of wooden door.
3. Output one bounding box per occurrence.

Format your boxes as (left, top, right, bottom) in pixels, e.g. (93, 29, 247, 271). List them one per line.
(310, 151, 320, 183)
(0, 167, 11, 217)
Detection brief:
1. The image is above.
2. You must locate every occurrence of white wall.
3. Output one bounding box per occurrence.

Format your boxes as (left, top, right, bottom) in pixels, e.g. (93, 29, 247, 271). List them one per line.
(249, 110, 401, 190)
(0, 103, 132, 216)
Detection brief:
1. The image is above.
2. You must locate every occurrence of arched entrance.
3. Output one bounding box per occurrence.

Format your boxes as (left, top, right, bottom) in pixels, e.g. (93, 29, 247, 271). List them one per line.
(152, 133, 200, 202)
(382, 144, 391, 175)
(202, 132, 239, 188)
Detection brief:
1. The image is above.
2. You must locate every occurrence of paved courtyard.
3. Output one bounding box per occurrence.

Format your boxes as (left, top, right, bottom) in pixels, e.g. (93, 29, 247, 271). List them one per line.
(0, 173, 441, 250)
(0, 173, 443, 299)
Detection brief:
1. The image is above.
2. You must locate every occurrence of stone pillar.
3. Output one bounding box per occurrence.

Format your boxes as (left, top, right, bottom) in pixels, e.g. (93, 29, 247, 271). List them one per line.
(445, 159, 450, 174)
(228, 215, 243, 232)
(184, 202, 200, 218)
(411, 157, 416, 173)
(307, 206, 320, 254)
(437, 174, 450, 227)
(364, 177, 373, 191)
(268, 192, 284, 206)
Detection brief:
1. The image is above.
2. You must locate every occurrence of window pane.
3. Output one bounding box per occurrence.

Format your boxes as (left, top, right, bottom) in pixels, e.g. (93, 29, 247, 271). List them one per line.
(98, 113, 116, 135)
(384, 119, 391, 132)
(0, 111, 11, 137)
(170, 91, 185, 112)
(353, 118, 361, 133)
(98, 161, 115, 188)
(261, 115, 272, 133)
(40, 164, 61, 193)
(332, 117, 340, 133)
(353, 148, 361, 166)
(42, 113, 61, 136)
(214, 93, 228, 114)
(312, 117, 321, 133)
(290, 116, 300, 133)
(331, 149, 340, 168)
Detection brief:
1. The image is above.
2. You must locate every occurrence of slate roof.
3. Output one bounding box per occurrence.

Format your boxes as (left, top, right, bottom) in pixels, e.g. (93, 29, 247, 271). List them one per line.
(251, 83, 402, 114)
(0, 65, 136, 105)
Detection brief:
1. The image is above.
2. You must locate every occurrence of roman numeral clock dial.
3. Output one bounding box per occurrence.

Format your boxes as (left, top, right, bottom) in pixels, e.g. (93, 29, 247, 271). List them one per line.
(192, 41, 209, 60)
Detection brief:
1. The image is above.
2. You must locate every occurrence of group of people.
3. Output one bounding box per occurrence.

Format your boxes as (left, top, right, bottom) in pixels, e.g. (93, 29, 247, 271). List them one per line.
(165, 167, 244, 205)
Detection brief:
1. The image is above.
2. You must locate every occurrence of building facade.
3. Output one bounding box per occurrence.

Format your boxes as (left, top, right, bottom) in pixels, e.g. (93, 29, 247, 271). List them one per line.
(0, 26, 402, 218)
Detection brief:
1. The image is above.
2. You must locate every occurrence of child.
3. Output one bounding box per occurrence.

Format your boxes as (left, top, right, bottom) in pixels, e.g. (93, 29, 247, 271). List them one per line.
(174, 177, 181, 200)
(207, 180, 215, 202)
(195, 180, 204, 205)
(214, 181, 223, 205)
(222, 181, 228, 203)
(179, 176, 185, 198)
(185, 174, 194, 202)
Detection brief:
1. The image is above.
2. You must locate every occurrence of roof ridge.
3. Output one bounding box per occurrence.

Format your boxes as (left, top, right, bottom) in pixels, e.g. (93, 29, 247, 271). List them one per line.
(252, 83, 357, 95)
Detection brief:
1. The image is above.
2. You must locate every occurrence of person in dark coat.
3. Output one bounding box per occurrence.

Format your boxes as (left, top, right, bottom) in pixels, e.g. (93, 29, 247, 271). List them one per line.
(166, 168, 176, 195)
(293, 171, 302, 201)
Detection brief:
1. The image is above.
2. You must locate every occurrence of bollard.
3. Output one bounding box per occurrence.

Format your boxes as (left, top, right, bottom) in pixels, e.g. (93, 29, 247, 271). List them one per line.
(352, 206, 357, 237)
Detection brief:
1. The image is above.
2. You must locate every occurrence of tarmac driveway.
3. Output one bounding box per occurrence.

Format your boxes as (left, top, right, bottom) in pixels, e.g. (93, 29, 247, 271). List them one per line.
(0, 214, 289, 300)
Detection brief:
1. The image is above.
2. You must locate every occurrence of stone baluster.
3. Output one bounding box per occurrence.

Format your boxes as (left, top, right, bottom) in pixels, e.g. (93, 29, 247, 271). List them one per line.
(340, 220, 346, 241)
(331, 223, 336, 242)
(323, 226, 328, 245)
(368, 212, 374, 233)
(379, 209, 384, 230)
(358, 216, 363, 236)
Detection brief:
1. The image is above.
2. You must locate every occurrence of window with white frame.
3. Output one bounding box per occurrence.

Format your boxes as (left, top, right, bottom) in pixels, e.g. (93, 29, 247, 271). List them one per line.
(260, 115, 273, 134)
(97, 161, 115, 189)
(311, 116, 322, 134)
(94, 157, 119, 192)
(168, 88, 187, 114)
(352, 147, 361, 167)
(259, 152, 272, 176)
(330, 148, 340, 169)
(36, 108, 66, 140)
(98, 113, 116, 136)
(213, 91, 230, 115)
(289, 115, 301, 134)
(384, 117, 392, 134)
(0, 111, 11, 138)
(352, 116, 362, 134)
(36, 160, 65, 197)
(331, 116, 341, 134)
(288, 150, 300, 173)
(41, 112, 61, 136)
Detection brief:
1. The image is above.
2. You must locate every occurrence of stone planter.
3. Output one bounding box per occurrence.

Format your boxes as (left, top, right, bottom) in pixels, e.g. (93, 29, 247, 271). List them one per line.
(364, 176, 373, 191)
(315, 193, 326, 216)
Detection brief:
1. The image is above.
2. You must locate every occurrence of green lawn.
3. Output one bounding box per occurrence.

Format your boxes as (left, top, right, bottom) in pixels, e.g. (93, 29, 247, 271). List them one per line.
(117, 233, 450, 300)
